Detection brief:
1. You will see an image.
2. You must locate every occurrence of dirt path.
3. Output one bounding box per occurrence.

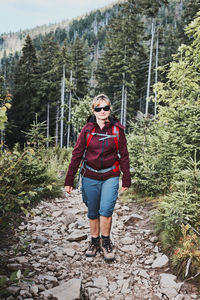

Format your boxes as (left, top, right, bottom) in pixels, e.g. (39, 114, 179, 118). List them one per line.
(0, 190, 199, 300)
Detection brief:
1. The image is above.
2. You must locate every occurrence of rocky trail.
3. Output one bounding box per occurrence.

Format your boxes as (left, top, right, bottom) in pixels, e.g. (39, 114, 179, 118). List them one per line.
(0, 189, 199, 300)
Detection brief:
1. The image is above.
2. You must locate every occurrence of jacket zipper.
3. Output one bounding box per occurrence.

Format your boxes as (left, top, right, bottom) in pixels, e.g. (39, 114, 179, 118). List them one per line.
(101, 139, 104, 169)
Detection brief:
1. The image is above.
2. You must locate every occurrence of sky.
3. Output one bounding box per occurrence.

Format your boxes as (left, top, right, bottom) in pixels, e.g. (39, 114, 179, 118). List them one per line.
(0, 0, 116, 34)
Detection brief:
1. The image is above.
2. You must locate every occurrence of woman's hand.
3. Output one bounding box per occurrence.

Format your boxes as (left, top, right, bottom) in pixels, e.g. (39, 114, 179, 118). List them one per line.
(65, 186, 73, 194)
(121, 187, 128, 192)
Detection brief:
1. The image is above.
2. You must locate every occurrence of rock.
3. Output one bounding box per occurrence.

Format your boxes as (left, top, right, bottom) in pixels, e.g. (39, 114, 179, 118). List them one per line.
(37, 284, 46, 291)
(38, 274, 58, 284)
(47, 265, 56, 271)
(121, 244, 136, 254)
(6, 286, 20, 295)
(52, 210, 63, 218)
(139, 270, 150, 279)
(35, 236, 49, 245)
(150, 236, 159, 243)
(160, 273, 183, 299)
(109, 281, 118, 292)
(16, 256, 28, 264)
(144, 257, 154, 265)
(76, 218, 89, 229)
(29, 216, 42, 224)
(87, 287, 101, 298)
(93, 276, 108, 289)
(121, 279, 130, 294)
(20, 290, 29, 297)
(121, 205, 130, 211)
(121, 237, 134, 245)
(67, 231, 87, 242)
(6, 263, 22, 271)
(65, 248, 76, 257)
(152, 255, 169, 268)
(27, 224, 36, 231)
(30, 284, 39, 295)
(41, 278, 82, 300)
(124, 213, 143, 225)
(153, 246, 159, 253)
(63, 213, 76, 226)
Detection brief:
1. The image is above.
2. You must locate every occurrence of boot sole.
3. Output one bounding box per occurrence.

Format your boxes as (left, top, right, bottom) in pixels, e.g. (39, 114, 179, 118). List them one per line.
(104, 257, 115, 262)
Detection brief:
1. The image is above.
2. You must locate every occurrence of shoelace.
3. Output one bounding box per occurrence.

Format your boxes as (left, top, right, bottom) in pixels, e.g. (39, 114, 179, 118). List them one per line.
(89, 240, 99, 250)
(104, 240, 113, 253)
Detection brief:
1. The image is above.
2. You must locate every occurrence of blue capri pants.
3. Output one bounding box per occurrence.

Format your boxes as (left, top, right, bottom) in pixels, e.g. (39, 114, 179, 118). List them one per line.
(82, 176, 119, 219)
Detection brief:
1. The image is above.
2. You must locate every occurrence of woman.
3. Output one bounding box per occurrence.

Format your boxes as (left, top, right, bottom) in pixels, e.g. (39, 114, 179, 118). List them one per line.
(64, 94, 131, 261)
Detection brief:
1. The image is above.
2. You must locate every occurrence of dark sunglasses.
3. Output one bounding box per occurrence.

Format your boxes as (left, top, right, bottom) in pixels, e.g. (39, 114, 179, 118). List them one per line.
(94, 105, 110, 112)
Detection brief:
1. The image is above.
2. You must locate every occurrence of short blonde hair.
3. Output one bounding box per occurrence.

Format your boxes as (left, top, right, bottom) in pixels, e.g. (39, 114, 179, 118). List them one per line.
(91, 94, 111, 112)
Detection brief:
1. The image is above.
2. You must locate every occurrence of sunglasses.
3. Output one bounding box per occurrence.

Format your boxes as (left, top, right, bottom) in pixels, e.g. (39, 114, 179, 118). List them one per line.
(94, 105, 110, 112)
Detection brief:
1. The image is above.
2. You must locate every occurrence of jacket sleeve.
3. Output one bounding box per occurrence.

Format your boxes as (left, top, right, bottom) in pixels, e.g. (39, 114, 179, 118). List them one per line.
(119, 129, 131, 187)
(64, 126, 87, 187)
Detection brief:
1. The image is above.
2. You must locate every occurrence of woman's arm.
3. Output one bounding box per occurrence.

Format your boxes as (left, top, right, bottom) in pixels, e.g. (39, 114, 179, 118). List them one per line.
(118, 129, 131, 188)
(64, 126, 87, 187)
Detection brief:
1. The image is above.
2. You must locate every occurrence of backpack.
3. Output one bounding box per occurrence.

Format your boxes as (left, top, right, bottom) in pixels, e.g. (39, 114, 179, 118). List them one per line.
(86, 125, 119, 154)
(76, 125, 120, 188)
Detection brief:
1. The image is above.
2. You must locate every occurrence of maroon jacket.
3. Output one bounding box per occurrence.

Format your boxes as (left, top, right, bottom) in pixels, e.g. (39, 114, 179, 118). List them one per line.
(64, 116, 131, 187)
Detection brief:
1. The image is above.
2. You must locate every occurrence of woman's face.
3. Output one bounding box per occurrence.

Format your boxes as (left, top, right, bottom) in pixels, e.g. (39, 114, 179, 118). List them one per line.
(93, 100, 111, 122)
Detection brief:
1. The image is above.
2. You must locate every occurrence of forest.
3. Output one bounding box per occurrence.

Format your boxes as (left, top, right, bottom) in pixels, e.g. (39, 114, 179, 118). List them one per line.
(0, 0, 200, 287)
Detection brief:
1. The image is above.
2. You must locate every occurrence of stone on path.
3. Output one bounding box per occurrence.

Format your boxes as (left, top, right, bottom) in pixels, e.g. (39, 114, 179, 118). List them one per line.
(65, 247, 76, 257)
(62, 213, 76, 227)
(93, 276, 108, 289)
(16, 256, 28, 264)
(6, 263, 22, 271)
(150, 236, 159, 243)
(35, 236, 49, 245)
(52, 210, 63, 218)
(124, 213, 143, 225)
(160, 273, 183, 299)
(42, 278, 82, 300)
(67, 231, 87, 242)
(152, 254, 169, 268)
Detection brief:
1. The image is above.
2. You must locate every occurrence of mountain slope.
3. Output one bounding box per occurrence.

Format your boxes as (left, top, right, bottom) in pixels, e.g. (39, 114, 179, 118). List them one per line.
(0, 1, 121, 59)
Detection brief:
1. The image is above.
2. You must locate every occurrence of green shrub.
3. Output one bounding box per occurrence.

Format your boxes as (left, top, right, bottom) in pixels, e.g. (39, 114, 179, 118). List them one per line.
(127, 118, 175, 195)
(154, 154, 200, 252)
(0, 146, 72, 221)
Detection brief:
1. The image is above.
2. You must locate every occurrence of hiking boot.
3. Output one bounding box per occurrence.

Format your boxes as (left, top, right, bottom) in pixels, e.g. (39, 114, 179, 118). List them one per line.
(85, 237, 100, 257)
(100, 236, 115, 261)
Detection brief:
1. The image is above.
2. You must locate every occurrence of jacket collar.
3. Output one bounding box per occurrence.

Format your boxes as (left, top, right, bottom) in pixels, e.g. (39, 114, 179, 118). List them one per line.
(87, 115, 125, 130)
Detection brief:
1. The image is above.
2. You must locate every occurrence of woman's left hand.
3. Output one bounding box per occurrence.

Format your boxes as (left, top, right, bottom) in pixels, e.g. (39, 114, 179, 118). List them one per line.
(121, 187, 128, 192)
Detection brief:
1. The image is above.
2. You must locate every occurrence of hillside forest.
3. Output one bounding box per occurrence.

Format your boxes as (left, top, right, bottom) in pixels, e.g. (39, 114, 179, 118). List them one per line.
(0, 0, 200, 285)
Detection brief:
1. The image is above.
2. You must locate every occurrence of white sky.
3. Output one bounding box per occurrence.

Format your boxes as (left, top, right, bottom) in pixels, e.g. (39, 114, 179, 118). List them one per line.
(0, 0, 116, 34)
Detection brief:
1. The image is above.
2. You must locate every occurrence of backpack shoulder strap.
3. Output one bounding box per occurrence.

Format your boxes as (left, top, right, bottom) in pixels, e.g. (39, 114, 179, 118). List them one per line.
(86, 127, 96, 148)
(112, 125, 119, 153)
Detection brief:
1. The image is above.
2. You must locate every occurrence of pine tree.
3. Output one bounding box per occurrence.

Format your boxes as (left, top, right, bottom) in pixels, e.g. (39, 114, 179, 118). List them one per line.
(95, 0, 169, 122)
(96, 0, 146, 120)
(1, 52, 20, 94)
(50, 41, 73, 146)
(154, 11, 200, 164)
(71, 37, 89, 99)
(6, 35, 39, 147)
(36, 35, 60, 139)
(178, 0, 200, 44)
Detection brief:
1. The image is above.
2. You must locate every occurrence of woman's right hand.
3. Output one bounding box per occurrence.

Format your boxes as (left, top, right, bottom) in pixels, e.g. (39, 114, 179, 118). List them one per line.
(65, 186, 73, 194)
